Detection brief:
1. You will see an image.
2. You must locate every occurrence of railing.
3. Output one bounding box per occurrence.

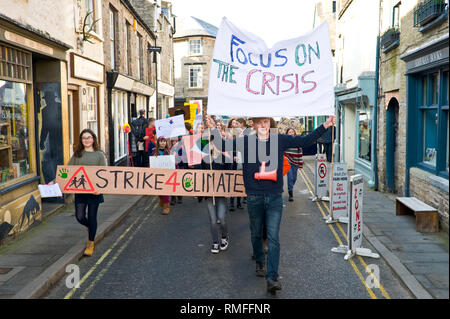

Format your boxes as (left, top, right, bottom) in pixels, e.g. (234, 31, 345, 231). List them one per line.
(381, 28, 400, 48)
(414, 0, 448, 27)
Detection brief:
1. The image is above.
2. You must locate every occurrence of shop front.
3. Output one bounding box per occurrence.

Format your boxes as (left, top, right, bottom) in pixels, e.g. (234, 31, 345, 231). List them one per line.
(335, 73, 377, 185)
(0, 16, 70, 242)
(106, 72, 155, 166)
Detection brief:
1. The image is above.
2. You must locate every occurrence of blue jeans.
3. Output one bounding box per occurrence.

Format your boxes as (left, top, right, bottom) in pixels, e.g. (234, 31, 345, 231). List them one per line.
(246, 194, 283, 280)
(206, 197, 228, 243)
(287, 165, 298, 192)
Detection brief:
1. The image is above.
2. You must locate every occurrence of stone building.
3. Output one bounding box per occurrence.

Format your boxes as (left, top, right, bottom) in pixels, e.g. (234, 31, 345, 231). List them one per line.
(102, 0, 157, 165)
(378, 0, 448, 231)
(334, 0, 380, 188)
(173, 16, 218, 110)
(130, 0, 176, 119)
(0, 0, 73, 242)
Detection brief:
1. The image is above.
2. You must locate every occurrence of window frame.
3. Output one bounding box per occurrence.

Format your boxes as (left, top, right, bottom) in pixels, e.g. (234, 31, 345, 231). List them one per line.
(137, 33, 143, 80)
(189, 65, 202, 89)
(414, 67, 449, 179)
(189, 38, 202, 56)
(109, 7, 117, 70)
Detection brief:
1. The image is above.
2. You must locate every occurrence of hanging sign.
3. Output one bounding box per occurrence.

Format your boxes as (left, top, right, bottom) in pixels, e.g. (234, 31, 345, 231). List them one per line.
(55, 165, 246, 197)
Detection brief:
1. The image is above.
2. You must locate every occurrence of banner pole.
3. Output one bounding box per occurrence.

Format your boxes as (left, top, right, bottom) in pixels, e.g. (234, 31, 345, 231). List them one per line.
(208, 128, 216, 206)
(329, 121, 335, 219)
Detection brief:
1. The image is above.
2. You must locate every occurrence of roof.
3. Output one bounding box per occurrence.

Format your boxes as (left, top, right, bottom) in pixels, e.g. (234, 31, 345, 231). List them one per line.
(174, 16, 218, 38)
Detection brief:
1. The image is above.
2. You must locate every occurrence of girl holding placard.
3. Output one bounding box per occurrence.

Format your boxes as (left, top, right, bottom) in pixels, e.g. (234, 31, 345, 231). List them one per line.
(152, 137, 171, 215)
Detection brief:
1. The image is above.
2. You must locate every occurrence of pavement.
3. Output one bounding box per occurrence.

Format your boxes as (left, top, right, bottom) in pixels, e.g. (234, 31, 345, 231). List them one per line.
(0, 157, 448, 299)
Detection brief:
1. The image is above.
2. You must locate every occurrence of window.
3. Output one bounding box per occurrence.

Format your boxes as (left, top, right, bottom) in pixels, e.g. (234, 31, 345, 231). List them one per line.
(393, 2, 401, 28)
(332, 1, 337, 13)
(85, 0, 97, 33)
(137, 33, 142, 80)
(189, 65, 202, 88)
(0, 80, 32, 184)
(357, 108, 371, 162)
(416, 69, 449, 176)
(147, 42, 152, 84)
(113, 90, 128, 161)
(189, 39, 202, 55)
(86, 85, 98, 137)
(126, 22, 131, 75)
(0, 45, 31, 82)
(109, 8, 117, 70)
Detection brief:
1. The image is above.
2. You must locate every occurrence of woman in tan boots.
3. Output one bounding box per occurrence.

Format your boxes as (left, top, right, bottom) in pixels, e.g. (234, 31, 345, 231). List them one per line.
(50, 129, 106, 256)
(152, 137, 171, 214)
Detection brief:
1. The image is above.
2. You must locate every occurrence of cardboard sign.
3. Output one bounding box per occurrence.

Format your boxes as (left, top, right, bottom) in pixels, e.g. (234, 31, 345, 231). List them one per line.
(331, 163, 348, 219)
(38, 183, 63, 198)
(182, 133, 209, 166)
(55, 165, 246, 197)
(149, 155, 176, 169)
(314, 153, 328, 198)
(349, 174, 364, 250)
(155, 115, 186, 139)
(207, 18, 334, 117)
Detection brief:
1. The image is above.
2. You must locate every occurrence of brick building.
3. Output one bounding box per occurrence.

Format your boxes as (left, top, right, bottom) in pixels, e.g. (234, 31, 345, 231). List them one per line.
(378, 0, 448, 231)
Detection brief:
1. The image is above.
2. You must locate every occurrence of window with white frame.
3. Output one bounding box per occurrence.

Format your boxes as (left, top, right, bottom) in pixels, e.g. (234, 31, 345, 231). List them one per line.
(125, 21, 130, 74)
(86, 85, 98, 137)
(85, 0, 97, 33)
(113, 90, 128, 161)
(109, 8, 116, 70)
(189, 65, 202, 88)
(137, 33, 142, 80)
(189, 39, 202, 55)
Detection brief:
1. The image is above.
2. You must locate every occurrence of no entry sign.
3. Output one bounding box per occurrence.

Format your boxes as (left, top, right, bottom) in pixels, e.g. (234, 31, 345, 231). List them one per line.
(314, 154, 328, 198)
(55, 165, 246, 197)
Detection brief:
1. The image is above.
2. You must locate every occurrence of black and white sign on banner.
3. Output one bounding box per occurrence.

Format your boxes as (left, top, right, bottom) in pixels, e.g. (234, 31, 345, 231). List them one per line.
(331, 174, 380, 260)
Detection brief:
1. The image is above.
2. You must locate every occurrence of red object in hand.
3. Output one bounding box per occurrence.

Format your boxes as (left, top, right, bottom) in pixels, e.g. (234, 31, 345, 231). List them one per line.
(254, 162, 277, 182)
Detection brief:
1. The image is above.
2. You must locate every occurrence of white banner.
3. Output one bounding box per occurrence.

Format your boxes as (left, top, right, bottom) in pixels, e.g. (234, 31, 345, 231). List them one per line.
(155, 115, 186, 139)
(149, 155, 176, 169)
(207, 18, 334, 117)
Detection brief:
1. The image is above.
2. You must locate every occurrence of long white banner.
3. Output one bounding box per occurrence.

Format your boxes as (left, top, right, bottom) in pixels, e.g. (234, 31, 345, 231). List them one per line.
(207, 18, 334, 117)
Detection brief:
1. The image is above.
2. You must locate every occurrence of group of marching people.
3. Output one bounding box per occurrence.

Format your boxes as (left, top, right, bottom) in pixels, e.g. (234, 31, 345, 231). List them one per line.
(54, 106, 336, 294)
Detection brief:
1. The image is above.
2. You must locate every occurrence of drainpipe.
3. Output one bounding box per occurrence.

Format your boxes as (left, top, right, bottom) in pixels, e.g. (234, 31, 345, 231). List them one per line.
(369, 0, 382, 190)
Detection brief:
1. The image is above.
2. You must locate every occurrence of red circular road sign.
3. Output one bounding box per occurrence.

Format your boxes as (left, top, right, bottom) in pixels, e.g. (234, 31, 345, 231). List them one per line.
(318, 163, 327, 179)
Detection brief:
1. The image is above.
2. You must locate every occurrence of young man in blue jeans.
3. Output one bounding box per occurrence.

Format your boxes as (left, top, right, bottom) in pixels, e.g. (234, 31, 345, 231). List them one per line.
(207, 114, 336, 293)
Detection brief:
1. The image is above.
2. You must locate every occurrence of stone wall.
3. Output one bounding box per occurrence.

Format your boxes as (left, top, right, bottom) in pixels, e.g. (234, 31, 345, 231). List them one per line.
(377, 2, 448, 232)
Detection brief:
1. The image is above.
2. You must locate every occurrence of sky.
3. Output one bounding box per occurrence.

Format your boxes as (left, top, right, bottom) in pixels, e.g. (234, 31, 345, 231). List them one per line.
(169, 0, 317, 48)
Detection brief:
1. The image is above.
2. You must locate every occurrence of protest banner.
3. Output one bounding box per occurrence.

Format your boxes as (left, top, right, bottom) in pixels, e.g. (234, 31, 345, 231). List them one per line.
(155, 115, 186, 139)
(182, 133, 208, 166)
(191, 100, 203, 132)
(54, 165, 246, 197)
(149, 155, 176, 169)
(207, 17, 334, 117)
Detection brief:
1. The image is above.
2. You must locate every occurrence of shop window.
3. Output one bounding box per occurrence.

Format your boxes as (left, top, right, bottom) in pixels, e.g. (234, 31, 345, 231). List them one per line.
(422, 108, 438, 166)
(189, 39, 202, 55)
(113, 90, 128, 161)
(0, 81, 31, 184)
(86, 85, 98, 137)
(357, 110, 371, 162)
(0, 45, 32, 82)
(189, 65, 202, 89)
(416, 69, 449, 177)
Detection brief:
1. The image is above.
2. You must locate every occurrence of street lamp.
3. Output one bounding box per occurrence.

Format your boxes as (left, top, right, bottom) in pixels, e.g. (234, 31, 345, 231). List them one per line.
(147, 45, 162, 118)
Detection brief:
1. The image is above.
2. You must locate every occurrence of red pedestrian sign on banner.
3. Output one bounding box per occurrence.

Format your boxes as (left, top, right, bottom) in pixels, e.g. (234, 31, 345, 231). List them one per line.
(64, 166, 95, 192)
(318, 163, 327, 179)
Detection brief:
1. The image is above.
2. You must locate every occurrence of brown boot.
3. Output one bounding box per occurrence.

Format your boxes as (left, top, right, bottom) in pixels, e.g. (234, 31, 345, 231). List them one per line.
(162, 203, 170, 215)
(84, 240, 95, 256)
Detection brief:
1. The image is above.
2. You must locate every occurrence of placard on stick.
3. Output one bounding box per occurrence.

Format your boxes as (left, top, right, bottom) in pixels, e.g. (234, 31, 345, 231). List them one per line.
(55, 165, 246, 197)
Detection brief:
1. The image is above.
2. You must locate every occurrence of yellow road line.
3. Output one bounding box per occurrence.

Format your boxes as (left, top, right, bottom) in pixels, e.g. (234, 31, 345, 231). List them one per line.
(298, 169, 378, 299)
(299, 169, 391, 299)
(64, 199, 155, 299)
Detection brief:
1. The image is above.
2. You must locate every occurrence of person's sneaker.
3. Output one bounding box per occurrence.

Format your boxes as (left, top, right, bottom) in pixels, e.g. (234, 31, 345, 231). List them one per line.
(267, 278, 282, 292)
(198, 197, 203, 203)
(288, 191, 294, 202)
(220, 236, 229, 251)
(211, 243, 220, 254)
(237, 202, 243, 209)
(229, 204, 235, 212)
(170, 196, 176, 206)
(255, 262, 266, 277)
